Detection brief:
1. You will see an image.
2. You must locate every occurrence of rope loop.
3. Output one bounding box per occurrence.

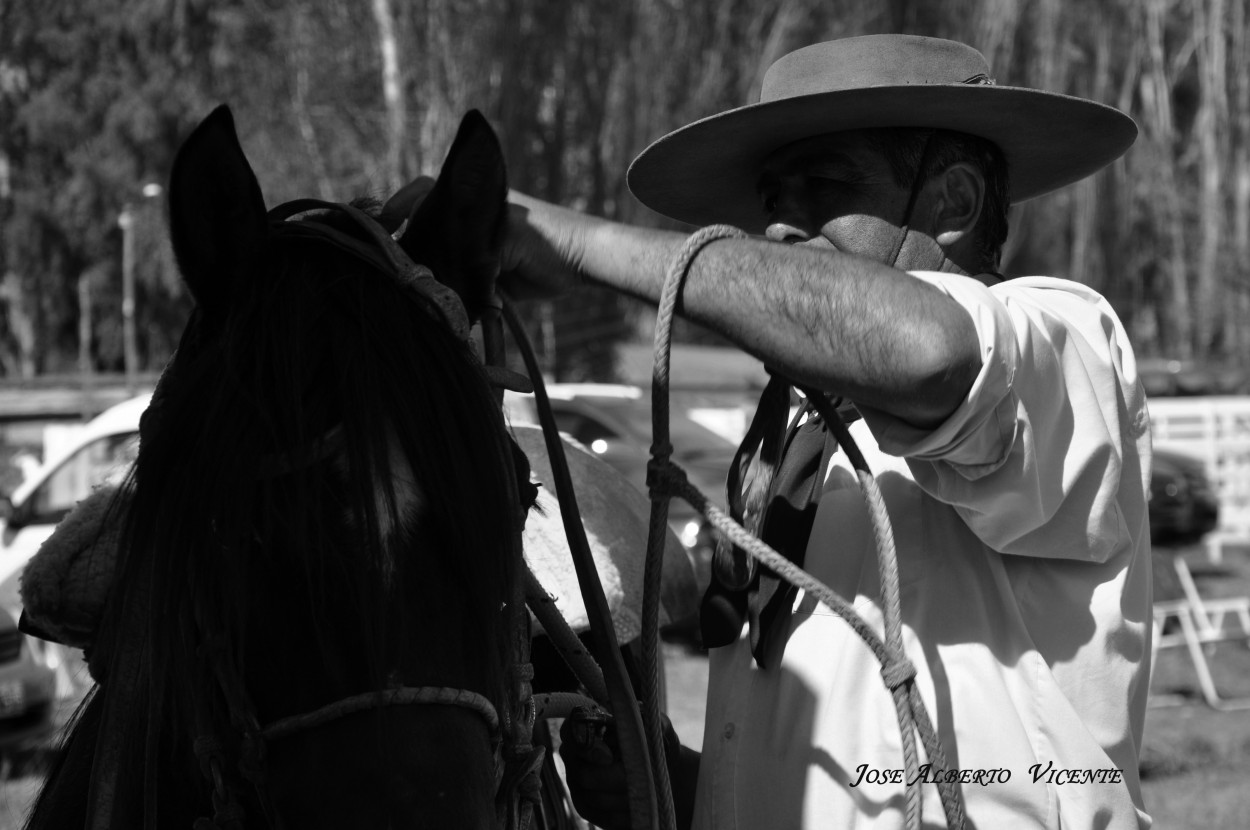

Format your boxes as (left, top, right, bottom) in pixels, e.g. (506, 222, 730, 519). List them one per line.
(193, 735, 225, 782)
(639, 224, 968, 830)
(640, 223, 748, 830)
(260, 686, 501, 744)
(881, 658, 917, 690)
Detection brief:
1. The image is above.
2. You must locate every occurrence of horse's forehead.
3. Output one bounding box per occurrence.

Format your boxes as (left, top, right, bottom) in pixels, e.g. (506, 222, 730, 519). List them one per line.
(334, 428, 426, 574)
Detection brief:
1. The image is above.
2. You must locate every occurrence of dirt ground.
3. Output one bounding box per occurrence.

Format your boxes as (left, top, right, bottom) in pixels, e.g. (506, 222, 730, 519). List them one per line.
(0, 545, 1247, 829)
(1137, 542, 1250, 827)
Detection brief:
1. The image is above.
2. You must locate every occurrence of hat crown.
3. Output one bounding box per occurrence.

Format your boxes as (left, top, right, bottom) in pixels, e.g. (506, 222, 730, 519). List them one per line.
(761, 35, 992, 103)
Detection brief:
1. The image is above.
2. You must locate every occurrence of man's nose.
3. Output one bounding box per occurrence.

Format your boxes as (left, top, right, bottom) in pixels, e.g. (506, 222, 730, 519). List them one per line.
(765, 220, 812, 244)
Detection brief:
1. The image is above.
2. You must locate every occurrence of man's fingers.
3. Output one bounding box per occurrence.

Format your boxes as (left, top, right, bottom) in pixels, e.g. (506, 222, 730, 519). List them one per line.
(559, 713, 617, 765)
(559, 710, 633, 829)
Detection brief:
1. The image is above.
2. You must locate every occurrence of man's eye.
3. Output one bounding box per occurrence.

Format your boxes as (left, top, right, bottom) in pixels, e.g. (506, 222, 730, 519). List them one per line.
(762, 195, 778, 214)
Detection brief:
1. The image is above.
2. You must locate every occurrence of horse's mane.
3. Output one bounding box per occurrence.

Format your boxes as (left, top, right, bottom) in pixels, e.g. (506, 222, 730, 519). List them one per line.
(39, 199, 525, 826)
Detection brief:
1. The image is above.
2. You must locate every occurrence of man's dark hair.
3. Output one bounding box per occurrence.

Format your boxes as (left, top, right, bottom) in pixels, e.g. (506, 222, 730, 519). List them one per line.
(865, 128, 1010, 273)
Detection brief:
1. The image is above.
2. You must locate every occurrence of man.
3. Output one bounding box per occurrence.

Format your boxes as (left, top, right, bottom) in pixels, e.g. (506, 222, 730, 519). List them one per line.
(503, 35, 1152, 829)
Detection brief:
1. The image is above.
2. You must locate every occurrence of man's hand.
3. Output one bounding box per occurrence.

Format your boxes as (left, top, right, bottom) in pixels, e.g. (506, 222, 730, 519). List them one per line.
(559, 709, 699, 830)
(500, 192, 596, 300)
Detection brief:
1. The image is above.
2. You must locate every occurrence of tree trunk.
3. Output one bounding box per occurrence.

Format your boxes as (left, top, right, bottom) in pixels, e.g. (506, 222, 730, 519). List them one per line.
(1232, 0, 1250, 359)
(1145, 0, 1193, 356)
(747, 2, 811, 105)
(373, 0, 410, 194)
(1194, 0, 1228, 356)
(1, 271, 38, 378)
(291, 12, 334, 201)
(1069, 20, 1112, 290)
(975, 0, 1022, 77)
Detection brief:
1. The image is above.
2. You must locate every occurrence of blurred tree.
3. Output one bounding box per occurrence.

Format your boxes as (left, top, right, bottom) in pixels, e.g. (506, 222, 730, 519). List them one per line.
(5, 0, 1250, 380)
(0, 0, 241, 376)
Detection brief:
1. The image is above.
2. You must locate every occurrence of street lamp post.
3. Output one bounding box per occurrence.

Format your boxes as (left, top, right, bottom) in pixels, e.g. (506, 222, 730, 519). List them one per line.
(116, 182, 162, 394)
(117, 206, 136, 393)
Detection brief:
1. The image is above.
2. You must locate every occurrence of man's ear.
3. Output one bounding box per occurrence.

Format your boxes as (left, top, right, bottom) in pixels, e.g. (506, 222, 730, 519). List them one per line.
(390, 110, 507, 320)
(930, 163, 984, 248)
(167, 105, 269, 318)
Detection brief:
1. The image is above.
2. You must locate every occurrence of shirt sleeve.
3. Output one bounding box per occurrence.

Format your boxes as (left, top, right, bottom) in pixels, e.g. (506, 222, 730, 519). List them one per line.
(856, 273, 1150, 562)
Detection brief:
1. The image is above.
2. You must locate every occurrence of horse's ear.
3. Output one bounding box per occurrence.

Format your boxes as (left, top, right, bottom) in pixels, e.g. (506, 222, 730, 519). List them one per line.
(391, 110, 507, 319)
(168, 105, 268, 317)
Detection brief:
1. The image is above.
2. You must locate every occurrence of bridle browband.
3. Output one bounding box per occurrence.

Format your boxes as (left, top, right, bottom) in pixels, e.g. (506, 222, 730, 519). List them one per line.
(266, 198, 472, 342)
(189, 198, 536, 830)
(263, 198, 532, 394)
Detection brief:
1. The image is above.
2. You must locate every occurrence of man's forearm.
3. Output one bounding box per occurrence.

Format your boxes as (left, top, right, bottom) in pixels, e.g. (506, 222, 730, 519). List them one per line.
(580, 219, 980, 428)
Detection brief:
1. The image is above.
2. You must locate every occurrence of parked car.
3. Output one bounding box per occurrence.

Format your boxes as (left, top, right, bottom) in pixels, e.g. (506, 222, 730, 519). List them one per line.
(0, 604, 57, 761)
(0, 394, 146, 735)
(0, 395, 146, 615)
(1149, 447, 1220, 545)
(0, 389, 1221, 662)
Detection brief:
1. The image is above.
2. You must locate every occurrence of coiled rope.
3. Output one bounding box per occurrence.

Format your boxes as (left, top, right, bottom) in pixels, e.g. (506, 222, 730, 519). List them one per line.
(642, 225, 968, 830)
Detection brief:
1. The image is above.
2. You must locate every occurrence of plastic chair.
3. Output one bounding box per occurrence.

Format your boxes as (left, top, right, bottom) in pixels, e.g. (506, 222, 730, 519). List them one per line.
(1150, 556, 1250, 710)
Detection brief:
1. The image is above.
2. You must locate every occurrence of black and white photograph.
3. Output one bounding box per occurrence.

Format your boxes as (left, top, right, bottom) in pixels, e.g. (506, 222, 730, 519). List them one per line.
(1, 2, 1248, 828)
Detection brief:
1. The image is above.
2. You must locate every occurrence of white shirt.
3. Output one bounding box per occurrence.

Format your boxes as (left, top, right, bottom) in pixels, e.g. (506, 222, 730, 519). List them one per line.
(693, 274, 1153, 829)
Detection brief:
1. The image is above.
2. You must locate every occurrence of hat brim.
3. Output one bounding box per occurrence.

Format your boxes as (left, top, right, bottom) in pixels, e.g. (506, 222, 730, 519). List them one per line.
(627, 85, 1137, 233)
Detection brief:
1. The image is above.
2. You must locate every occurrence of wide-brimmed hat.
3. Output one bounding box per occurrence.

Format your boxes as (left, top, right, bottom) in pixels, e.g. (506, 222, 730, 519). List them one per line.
(627, 35, 1137, 233)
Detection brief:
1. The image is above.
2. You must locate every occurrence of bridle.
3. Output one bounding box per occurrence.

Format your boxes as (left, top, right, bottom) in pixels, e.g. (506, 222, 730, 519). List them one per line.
(186, 198, 540, 830)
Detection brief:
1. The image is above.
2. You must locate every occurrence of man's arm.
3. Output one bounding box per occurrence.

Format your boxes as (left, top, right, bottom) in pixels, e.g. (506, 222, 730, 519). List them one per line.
(504, 195, 981, 429)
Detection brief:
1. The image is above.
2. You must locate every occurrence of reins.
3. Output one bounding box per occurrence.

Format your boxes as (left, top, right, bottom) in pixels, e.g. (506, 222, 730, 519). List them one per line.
(500, 298, 661, 830)
(639, 225, 969, 830)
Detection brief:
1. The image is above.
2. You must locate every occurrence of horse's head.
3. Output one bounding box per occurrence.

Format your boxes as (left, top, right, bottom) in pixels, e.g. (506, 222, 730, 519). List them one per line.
(85, 107, 528, 829)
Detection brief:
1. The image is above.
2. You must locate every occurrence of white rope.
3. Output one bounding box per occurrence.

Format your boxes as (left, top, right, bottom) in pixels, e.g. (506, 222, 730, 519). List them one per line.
(645, 226, 967, 830)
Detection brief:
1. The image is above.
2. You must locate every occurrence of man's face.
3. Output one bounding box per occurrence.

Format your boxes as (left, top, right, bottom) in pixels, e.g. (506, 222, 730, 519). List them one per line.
(757, 130, 919, 264)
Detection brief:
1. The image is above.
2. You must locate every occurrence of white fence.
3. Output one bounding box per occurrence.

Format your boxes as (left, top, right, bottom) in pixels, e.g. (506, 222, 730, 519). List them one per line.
(1149, 396, 1250, 557)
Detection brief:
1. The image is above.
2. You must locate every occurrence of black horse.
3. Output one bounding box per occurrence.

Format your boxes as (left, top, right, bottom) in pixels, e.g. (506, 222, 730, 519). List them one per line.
(24, 105, 539, 829)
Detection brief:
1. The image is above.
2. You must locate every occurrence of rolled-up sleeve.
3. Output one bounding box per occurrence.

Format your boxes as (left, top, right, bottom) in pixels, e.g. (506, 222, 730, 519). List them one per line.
(857, 273, 1149, 562)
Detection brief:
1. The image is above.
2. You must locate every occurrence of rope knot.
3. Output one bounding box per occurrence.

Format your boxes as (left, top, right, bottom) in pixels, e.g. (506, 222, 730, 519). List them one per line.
(881, 658, 917, 690)
(649, 440, 674, 464)
(208, 798, 247, 828)
(646, 454, 684, 500)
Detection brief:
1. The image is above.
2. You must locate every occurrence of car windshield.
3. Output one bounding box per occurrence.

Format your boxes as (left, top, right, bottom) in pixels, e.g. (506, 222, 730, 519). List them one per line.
(28, 431, 138, 525)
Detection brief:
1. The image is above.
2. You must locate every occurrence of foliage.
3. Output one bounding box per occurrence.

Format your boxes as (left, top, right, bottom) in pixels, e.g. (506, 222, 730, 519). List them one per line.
(2, 0, 1249, 378)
